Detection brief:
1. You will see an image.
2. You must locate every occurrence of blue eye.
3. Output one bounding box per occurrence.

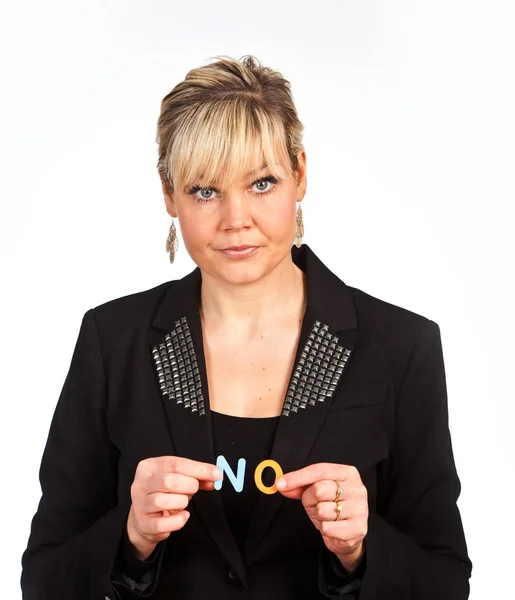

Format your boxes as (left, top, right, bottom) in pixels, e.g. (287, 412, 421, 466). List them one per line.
(188, 186, 216, 203)
(252, 177, 274, 193)
(186, 175, 279, 205)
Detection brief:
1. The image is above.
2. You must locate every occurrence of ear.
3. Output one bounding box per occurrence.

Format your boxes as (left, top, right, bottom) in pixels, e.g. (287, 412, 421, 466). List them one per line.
(161, 176, 177, 218)
(295, 150, 307, 202)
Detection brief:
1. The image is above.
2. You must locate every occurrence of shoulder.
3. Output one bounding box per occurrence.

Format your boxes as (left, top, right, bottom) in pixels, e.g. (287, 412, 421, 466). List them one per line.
(85, 279, 176, 345)
(346, 284, 440, 355)
(349, 285, 431, 331)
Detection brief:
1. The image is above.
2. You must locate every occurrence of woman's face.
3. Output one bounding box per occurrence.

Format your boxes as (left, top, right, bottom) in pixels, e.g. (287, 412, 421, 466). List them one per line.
(162, 149, 307, 285)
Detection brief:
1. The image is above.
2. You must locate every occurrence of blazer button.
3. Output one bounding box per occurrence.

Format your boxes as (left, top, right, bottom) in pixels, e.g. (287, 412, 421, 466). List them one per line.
(226, 567, 242, 587)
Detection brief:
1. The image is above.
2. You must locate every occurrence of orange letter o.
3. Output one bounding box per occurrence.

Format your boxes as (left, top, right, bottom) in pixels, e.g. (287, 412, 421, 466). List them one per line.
(254, 459, 284, 495)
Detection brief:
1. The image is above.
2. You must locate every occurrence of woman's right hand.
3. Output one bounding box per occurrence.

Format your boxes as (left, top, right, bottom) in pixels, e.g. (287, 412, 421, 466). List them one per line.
(127, 456, 222, 560)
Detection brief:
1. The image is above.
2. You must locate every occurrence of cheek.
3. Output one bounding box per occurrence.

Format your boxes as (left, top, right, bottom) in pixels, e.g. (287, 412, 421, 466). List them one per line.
(259, 193, 297, 232)
(176, 207, 213, 248)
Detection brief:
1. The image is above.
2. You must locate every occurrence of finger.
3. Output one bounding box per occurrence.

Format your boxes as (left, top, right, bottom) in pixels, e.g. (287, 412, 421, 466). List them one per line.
(302, 481, 347, 508)
(276, 486, 306, 500)
(160, 456, 222, 480)
(319, 518, 367, 541)
(143, 456, 222, 482)
(143, 492, 190, 514)
(276, 463, 357, 492)
(144, 510, 191, 536)
(138, 471, 198, 495)
(199, 480, 216, 491)
(156, 473, 218, 495)
(313, 501, 353, 522)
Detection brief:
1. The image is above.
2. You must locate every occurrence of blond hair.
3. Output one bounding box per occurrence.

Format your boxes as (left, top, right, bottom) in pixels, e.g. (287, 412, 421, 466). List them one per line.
(156, 54, 304, 194)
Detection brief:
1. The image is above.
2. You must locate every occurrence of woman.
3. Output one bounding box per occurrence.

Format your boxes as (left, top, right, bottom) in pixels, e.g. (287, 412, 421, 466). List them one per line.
(21, 55, 472, 599)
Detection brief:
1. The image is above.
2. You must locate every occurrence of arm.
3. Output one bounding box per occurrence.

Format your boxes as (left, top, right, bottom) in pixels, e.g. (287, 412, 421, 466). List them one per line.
(111, 515, 166, 595)
(20, 309, 164, 599)
(359, 320, 473, 599)
(318, 543, 367, 598)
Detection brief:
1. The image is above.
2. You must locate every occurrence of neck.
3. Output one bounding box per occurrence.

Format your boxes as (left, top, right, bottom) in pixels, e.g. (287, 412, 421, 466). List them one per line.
(199, 253, 306, 336)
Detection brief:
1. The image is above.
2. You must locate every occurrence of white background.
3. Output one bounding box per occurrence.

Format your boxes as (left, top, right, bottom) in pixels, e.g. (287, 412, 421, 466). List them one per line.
(1, 1, 513, 598)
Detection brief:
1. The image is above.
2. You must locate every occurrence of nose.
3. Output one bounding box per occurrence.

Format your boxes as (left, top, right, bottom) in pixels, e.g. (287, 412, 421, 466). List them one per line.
(219, 190, 253, 232)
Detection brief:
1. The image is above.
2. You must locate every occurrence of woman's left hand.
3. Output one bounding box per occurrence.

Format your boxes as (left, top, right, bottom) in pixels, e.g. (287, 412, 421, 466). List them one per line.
(276, 463, 368, 572)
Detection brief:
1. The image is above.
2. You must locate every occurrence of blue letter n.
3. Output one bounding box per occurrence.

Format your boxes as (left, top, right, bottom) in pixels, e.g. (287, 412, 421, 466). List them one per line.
(214, 455, 246, 492)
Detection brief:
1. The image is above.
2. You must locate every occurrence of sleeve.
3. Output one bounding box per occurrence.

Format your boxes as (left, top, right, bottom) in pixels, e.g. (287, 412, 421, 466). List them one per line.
(357, 320, 473, 599)
(318, 543, 366, 598)
(110, 514, 166, 596)
(20, 309, 152, 600)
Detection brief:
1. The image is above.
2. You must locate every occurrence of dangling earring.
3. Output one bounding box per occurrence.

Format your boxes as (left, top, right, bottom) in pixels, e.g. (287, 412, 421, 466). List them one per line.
(294, 202, 304, 248)
(166, 218, 179, 263)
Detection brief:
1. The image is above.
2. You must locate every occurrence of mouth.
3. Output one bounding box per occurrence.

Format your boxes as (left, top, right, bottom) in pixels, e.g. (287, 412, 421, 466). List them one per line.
(218, 245, 259, 259)
(221, 245, 255, 251)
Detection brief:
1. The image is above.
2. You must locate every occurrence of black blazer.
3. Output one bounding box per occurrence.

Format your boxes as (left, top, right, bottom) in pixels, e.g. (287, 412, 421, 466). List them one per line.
(21, 243, 473, 600)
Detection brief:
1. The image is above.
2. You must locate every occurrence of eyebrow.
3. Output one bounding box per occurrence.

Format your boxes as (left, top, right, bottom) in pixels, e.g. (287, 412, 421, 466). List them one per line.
(244, 163, 269, 179)
(191, 163, 271, 189)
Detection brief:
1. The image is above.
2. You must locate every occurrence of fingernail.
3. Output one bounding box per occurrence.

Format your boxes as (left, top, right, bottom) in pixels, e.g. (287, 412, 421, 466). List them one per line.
(276, 478, 286, 489)
(213, 468, 222, 479)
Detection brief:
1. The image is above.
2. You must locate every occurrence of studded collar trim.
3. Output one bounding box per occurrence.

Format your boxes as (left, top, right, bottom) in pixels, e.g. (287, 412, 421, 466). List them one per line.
(150, 243, 357, 418)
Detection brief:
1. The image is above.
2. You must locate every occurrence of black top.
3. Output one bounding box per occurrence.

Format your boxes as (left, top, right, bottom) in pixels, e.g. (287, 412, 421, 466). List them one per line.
(211, 410, 281, 555)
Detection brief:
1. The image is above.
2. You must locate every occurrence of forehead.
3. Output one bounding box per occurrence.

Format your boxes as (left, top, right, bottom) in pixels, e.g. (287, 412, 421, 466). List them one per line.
(170, 112, 292, 191)
(208, 159, 271, 184)
(189, 153, 288, 189)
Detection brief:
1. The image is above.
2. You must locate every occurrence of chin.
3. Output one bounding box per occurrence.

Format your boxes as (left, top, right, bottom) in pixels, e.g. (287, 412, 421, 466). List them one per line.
(207, 248, 273, 284)
(215, 262, 268, 285)
(194, 244, 290, 285)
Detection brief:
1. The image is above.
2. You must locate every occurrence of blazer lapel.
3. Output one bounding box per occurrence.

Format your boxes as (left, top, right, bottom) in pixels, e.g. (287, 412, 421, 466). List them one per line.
(244, 245, 359, 558)
(149, 267, 247, 584)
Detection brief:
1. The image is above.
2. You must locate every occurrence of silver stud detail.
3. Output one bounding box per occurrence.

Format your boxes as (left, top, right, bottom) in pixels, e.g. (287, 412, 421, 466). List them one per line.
(152, 316, 205, 416)
(282, 320, 352, 417)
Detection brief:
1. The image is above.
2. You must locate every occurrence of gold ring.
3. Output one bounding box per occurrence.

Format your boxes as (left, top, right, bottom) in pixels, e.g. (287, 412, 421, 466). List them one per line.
(334, 501, 342, 521)
(333, 480, 342, 502)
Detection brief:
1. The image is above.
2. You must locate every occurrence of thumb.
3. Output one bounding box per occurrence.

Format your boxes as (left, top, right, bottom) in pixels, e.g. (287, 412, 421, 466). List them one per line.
(277, 486, 305, 500)
(199, 480, 216, 491)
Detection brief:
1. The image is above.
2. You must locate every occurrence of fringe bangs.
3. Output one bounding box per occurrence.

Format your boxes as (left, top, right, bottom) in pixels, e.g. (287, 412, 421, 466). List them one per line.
(166, 98, 292, 192)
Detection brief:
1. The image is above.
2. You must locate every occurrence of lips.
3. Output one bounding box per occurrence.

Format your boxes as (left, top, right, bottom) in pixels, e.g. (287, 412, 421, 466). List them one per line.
(218, 246, 259, 259)
(222, 245, 255, 251)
